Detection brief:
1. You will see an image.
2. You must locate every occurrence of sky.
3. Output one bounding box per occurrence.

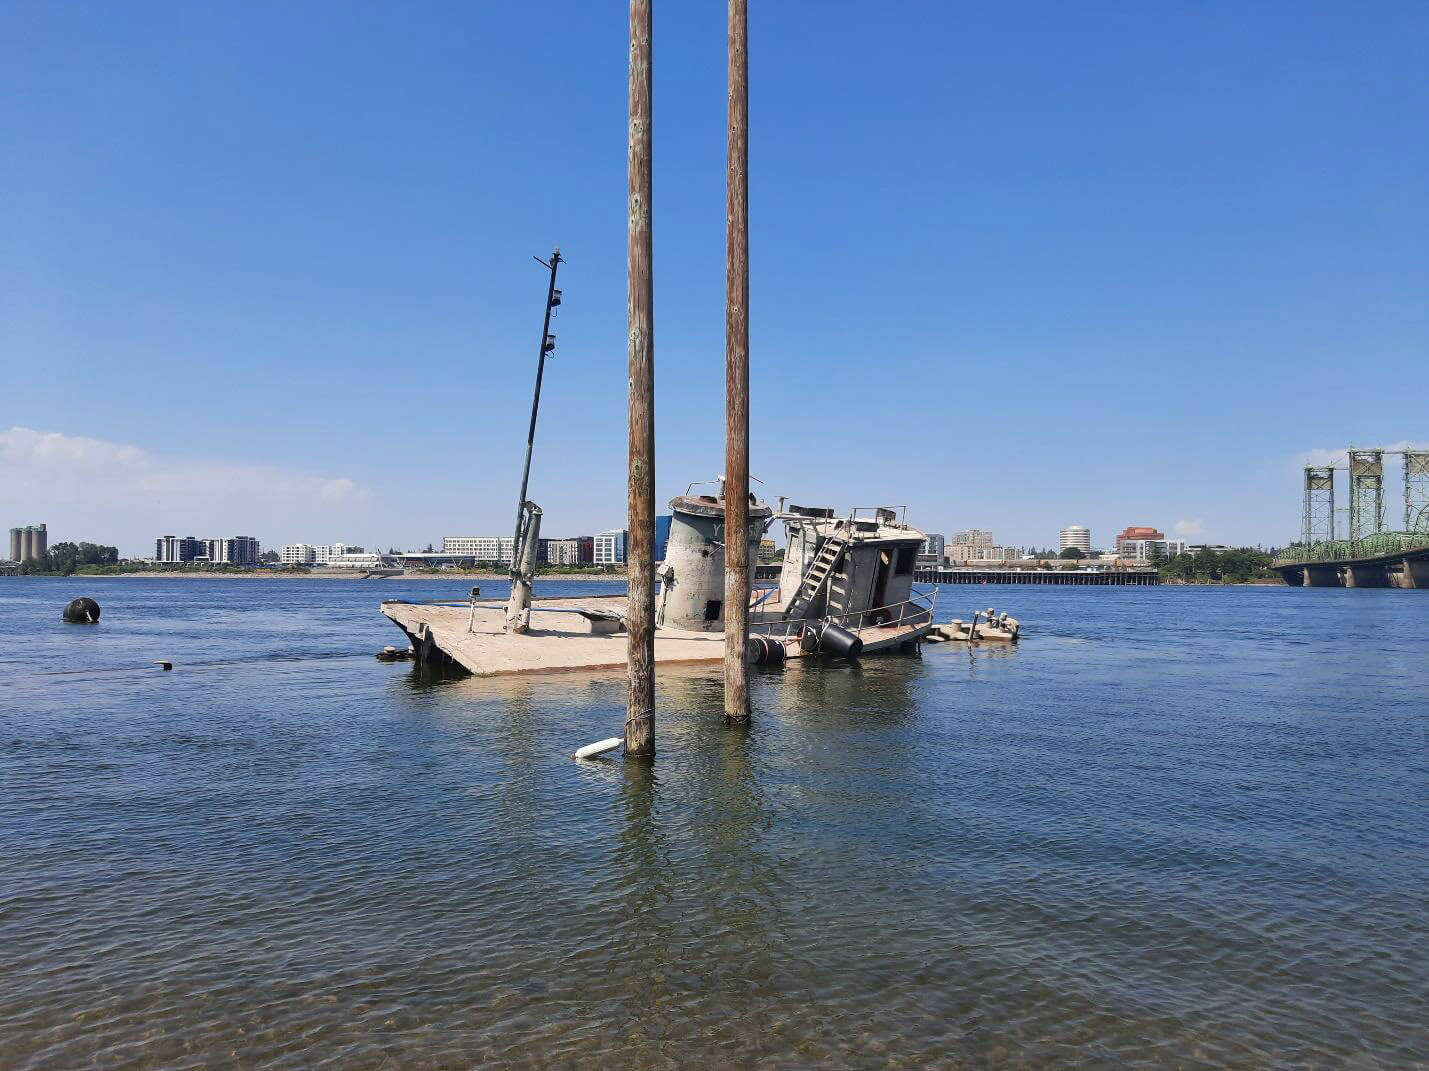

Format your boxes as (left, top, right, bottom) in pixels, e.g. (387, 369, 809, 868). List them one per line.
(2, 1, 1426, 556)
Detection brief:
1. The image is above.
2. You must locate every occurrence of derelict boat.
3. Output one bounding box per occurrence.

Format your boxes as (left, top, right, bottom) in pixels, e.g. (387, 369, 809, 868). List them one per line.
(379, 486, 938, 677)
(659, 492, 938, 659)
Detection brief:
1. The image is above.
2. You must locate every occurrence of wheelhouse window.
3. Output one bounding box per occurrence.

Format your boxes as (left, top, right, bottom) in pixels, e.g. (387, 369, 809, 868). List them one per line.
(895, 546, 916, 575)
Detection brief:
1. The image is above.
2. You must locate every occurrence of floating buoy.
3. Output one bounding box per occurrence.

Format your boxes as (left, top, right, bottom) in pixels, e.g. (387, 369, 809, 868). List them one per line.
(800, 621, 863, 659)
(746, 634, 787, 665)
(62, 597, 101, 624)
(154, 661, 172, 671)
(573, 737, 623, 760)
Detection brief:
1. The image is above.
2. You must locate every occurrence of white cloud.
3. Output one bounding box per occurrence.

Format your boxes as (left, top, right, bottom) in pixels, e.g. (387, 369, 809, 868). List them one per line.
(1297, 441, 1429, 468)
(1173, 519, 1203, 536)
(1, 427, 374, 554)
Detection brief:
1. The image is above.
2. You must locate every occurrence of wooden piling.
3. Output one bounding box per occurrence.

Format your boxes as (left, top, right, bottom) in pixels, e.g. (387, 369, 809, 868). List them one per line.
(625, 0, 656, 758)
(723, 0, 751, 723)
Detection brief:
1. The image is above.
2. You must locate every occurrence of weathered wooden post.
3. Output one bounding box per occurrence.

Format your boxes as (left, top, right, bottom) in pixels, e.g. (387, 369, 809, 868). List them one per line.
(625, 0, 656, 758)
(723, 0, 751, 723)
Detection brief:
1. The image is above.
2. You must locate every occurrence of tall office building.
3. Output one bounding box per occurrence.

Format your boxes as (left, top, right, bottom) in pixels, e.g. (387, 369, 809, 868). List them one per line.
(1059, 525, 1092, 553)
(1115, 526, 1164, 555)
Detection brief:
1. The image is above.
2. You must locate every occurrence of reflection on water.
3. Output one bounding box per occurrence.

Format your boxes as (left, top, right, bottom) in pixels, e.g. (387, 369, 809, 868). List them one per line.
(1, 578, 1427, 1067)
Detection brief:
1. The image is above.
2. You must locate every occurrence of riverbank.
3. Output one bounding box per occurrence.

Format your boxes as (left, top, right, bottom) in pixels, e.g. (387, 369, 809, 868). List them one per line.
(3, 570, 627, 581)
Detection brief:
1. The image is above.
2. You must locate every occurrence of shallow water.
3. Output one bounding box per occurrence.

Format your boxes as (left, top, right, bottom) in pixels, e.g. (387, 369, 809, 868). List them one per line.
(1, 577, 1426, 1068)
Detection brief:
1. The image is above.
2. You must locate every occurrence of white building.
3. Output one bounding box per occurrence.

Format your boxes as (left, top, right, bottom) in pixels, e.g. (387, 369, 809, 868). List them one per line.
(947, 543, 1020, 563)
(325, 552, 387, 570)
(283, 542, 362, 565)
(919, 533, 945, 562)
(281, 543, 316, 565)
(442, 536, 515, 562)
(594, 530, 626, 565)
(1119, 538, 1187, 563)
(1059, 525, 1092, 553)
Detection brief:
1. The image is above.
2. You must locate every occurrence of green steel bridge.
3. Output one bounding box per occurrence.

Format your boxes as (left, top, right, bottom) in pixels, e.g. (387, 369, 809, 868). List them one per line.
(1273, 531, 1429, 588)
(1278, 447, 1429, 587)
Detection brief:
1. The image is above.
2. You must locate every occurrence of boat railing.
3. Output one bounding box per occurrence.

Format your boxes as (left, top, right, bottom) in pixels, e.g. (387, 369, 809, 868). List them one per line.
(841, 505, 910, 529)
(750, 585, 937, 643)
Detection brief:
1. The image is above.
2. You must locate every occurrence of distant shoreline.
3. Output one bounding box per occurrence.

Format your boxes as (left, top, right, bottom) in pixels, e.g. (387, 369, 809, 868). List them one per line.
(5, 571, 627, 582)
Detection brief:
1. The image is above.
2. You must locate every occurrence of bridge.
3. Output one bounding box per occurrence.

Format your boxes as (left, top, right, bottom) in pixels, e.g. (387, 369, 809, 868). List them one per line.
(1273, 532, 1429, 588)
(1276, 446, 1429, 588)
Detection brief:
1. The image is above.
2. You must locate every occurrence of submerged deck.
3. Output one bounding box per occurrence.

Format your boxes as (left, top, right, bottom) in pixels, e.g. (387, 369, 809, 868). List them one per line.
(381, 594, 931, 677)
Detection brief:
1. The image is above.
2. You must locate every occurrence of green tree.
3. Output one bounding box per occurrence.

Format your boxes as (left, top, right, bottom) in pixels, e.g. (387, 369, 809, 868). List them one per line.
(1058, 547, 1085, 560)
(259, 550, 280, 564)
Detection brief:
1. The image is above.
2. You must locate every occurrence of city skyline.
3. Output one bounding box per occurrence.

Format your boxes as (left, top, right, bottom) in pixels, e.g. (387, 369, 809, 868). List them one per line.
(3, 6, 1425, 557)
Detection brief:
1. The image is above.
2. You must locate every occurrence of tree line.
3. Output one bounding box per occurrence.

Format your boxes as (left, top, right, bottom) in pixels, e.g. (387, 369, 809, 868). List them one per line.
(1160, 547, 1277, 583)
(15, 542, 120, 575)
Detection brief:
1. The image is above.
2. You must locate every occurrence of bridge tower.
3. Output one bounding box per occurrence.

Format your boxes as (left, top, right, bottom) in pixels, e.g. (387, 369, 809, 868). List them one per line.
(1348, 449, 1385, 540)
(1405, 451, 1429, 533)
(1302, 467, 1335, 545)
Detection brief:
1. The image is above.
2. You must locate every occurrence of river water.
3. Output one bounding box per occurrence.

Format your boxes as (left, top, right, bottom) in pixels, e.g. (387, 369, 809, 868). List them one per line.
(1, 577, 1425, 1068)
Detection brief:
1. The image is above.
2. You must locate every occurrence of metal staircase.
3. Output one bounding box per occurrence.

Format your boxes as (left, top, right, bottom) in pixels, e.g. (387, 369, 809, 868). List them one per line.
(783, 534, 846, 619)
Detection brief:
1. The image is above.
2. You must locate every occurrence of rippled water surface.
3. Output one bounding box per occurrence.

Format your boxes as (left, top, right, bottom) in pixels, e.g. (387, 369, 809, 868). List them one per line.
(2, 577, 1426, 1068)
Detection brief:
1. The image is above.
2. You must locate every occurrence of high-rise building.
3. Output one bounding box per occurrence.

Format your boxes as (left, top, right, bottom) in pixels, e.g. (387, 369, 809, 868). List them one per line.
(1115, 526, 1165, 556)
(1059, 525, 1092, 553)
(951, 529, 994, 547)
(155, 535, 203, 563)
(156, 534, 260, 564)
(920, 533, 945, 560)
(10, 523, 47, 562)
(594, 529, 627, 565)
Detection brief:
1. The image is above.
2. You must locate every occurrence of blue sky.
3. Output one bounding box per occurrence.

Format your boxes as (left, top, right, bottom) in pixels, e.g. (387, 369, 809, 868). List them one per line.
(2, 1, 1425, 555)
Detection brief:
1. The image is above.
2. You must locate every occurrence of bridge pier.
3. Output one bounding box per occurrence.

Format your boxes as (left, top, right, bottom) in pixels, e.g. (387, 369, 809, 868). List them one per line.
(1302, 565, 1342, 587)
(1344, 563, 1389, 588)
(1401, 557, 1429, 589)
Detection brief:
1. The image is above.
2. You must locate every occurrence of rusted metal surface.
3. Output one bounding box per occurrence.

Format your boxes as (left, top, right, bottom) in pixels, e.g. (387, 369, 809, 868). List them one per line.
(626, 0, 656, 759)
(723, 0, 751, 724)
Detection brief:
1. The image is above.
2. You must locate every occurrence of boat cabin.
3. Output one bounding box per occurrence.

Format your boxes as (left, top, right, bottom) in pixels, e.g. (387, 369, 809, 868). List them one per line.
(777, 506, 925, 623)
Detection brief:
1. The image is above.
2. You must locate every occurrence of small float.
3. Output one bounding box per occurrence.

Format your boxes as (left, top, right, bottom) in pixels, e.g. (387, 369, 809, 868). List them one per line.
(926, 607, 1021, 644)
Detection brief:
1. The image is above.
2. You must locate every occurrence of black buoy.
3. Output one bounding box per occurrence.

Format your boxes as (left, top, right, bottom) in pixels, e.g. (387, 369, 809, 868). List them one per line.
(62, 597, 101, 624)
(799, 621, 862, 659)
(746, 635, 787, 666)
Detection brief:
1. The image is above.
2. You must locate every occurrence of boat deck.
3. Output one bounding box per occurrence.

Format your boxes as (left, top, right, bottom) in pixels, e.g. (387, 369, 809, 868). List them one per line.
(380, 594, 931, 677)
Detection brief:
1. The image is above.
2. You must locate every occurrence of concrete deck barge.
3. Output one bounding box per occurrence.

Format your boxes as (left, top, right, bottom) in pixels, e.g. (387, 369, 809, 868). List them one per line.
(381, 593, 932, 677)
